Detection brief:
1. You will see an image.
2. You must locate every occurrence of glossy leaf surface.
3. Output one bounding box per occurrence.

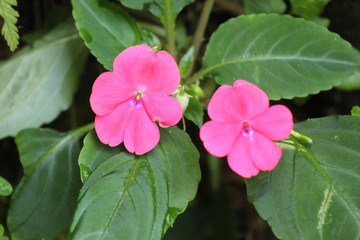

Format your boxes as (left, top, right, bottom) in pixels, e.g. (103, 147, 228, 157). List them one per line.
(7, 126, 92, 240)
(0, 21, 88, 139)
(70, 127, 201, 239)
(247, 116, 360, 239)
(201, 14, 360, 100)
(72, 0, 142, 70)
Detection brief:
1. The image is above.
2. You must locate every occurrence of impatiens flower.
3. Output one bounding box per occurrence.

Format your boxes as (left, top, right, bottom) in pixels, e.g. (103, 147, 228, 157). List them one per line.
(200, 80, 293, 178)
(90, 45, 183, 155)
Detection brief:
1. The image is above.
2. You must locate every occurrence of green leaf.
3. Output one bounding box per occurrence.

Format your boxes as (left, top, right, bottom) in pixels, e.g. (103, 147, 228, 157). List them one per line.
(174, 85, 204, 128)
(119, 0, 195, 18)
(179, 47, 194, 79)
(0, 0, 19, 51)
(72, 0, 142, 70)
(7, 125, 92, 240)
(118, 0, 151, 10)
(119, 0, 194, 58)
(69, 127, 201, 239)
(336, 70, 360, 91)
(290, 0, 330, 19)
(157, 0, 196, 18)
(311, 17, 330, 27)
(246, 116, 360, 239)
(244, 0, 286, 14)
(0, 176, 12, 196)
(184, 95, 203, 128)
(140, 29, 161, 47)
(351, 106, 360, 117)
(0, 224, 8, 240)
(0, 20, 88, 139)
(200, 14, 360, 100)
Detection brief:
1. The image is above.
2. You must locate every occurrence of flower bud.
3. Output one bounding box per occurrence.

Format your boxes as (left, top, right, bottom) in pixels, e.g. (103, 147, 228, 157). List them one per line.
(174, 92, 190, 113)
(191, 84, 205, 98)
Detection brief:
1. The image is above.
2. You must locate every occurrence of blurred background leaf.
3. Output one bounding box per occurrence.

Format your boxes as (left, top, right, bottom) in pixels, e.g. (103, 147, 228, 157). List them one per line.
(7, 125, 92, 240)
(336, 70, 360, 91)
(0, 224, 9, 240)
(0, 20, 89, 139)
(0, 177, 12, 197)
(290, 0, 330, 19)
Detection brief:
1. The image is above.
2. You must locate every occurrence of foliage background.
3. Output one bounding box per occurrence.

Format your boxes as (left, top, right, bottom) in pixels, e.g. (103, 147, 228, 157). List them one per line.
(1, 0, 360, 239)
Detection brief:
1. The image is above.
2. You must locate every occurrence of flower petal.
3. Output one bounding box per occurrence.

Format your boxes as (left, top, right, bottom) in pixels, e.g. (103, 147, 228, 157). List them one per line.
(90, 72, 134, 116)
(124, 100, 160, 155)
(227, 137, 260, 178)
(250, 105, 293, 141)
(113, 45, 180, 95)
(200, 121, 241, 157)
(249, 132, 282, 171)
(142, 93, 182, 128)
(149, 50, 180, 94)
(233, 80, 269, 119)
(207, 85, 244, 122)
(94, 100, 132, 147)
(207, 80, 269, 122)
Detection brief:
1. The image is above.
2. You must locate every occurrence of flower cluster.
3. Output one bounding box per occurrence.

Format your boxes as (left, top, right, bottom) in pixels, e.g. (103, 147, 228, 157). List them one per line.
(200, 80, 293, 178)
(90, 45, 293, 178)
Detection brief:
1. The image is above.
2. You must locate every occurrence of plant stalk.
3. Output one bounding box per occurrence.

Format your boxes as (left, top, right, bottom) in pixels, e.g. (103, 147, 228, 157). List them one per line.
(191, 0, 215, 70)
(163, 0, 177, 59)
(70, 122, 94, 137)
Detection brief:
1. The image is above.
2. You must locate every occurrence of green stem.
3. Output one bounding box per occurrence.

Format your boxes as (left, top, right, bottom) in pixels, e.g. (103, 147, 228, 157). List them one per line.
(191, 0, 215, 68)
(188, 67, 210, 84)
(137, 22, 166, 39)
(69, 122, 94, 137)
(291, 130, 313, 144)
(163, 0, 177, 59)
(182, 116, 186, 131)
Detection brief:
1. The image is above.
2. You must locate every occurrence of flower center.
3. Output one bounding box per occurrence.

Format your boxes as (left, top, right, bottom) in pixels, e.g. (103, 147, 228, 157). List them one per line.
(130, 93, 143, 109)
(242, 121, 254, 138)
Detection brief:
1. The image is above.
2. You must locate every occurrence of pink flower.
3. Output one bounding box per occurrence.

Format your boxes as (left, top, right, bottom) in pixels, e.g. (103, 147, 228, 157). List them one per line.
(90, 45, 182, 155)
(200, 80, 293, 178)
